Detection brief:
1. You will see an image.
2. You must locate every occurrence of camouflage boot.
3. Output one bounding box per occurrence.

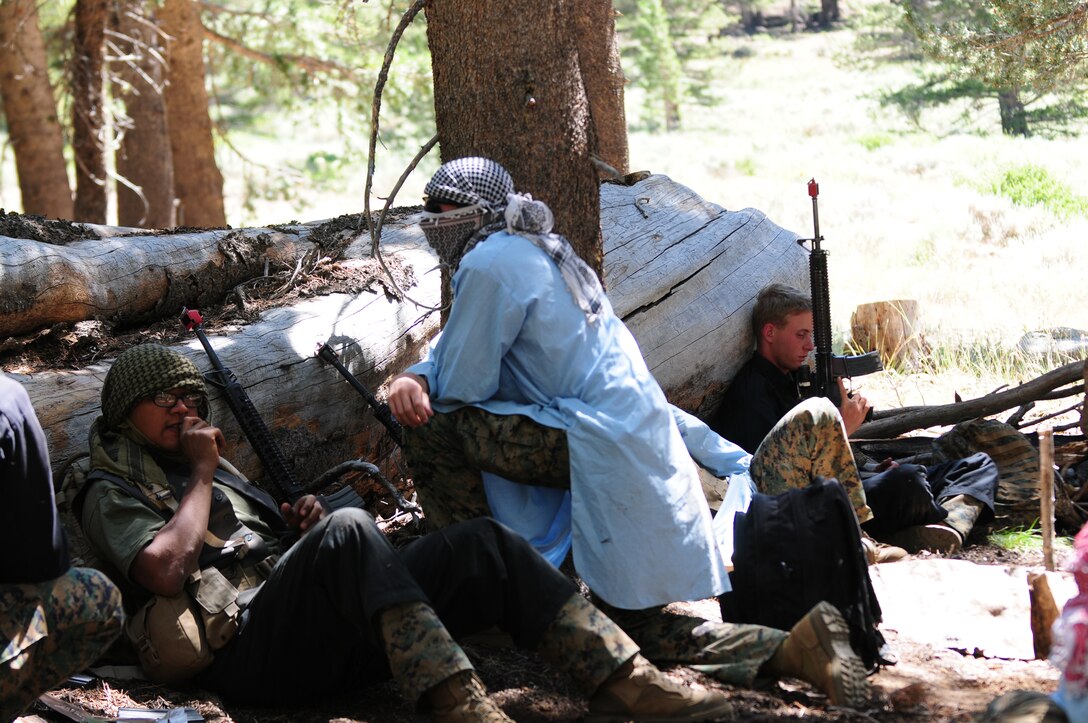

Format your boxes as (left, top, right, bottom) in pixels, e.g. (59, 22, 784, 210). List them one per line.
(377, 601, 475, 710)
(534, 594, 640, 694)
(884, 495, 983, 554)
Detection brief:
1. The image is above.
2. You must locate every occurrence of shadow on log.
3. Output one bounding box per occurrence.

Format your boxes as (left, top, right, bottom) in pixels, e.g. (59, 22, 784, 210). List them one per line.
(7, 175, 808, 485)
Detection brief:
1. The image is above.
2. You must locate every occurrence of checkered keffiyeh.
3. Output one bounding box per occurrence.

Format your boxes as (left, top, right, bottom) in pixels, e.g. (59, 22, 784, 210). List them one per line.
(422, 157, 605, 322)
(101, 344, 208, 429)
(424, 157, 514, 210)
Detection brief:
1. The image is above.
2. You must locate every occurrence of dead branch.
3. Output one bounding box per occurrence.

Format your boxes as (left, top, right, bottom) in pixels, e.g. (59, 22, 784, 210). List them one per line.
(200, 24, 360, 81)
(1016, 400, 1085, 432)
(858, 360, 1087, 439)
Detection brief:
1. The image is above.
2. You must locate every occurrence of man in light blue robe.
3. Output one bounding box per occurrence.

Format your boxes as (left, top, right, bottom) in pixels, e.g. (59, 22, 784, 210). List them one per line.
(388, 157, 870, 707)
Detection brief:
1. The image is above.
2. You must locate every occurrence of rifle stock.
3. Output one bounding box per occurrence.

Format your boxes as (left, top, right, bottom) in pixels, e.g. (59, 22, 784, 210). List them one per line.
(180, 308, 306, 504)
(797, 179, 883, 398)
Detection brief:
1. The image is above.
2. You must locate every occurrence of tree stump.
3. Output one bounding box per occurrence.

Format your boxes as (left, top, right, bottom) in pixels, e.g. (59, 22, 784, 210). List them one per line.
(851, 299, 922, 370)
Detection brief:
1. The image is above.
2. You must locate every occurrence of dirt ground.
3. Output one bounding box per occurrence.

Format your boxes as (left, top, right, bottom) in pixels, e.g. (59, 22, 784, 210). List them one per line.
(19, 538, 1069, 723)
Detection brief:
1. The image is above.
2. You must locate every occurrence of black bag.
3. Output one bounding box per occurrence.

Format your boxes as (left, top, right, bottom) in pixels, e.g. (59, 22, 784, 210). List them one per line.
(718, 477, 886, 671)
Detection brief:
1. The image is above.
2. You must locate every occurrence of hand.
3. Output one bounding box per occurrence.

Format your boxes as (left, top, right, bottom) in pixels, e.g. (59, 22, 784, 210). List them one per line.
(875, 457, 900, 472)
(388, 372, 433, 428)
(837, 378, 871, 437)
(178, 416, 225, 472)
(281, 495, 326, 533)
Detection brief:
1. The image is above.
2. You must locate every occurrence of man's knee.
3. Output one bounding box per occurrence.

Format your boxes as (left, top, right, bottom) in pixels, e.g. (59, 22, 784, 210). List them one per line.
(50, 568, 123, 634)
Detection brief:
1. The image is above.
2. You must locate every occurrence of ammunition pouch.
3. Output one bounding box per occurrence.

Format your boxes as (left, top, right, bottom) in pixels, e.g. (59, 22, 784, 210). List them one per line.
(125, 563, 270, 683)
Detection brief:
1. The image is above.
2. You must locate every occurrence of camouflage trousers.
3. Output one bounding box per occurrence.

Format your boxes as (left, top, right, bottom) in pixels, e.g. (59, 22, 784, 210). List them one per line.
(403, 407, 569, 531)
(383, 593, 639, 702)
(0, 568, 123, 722)
(750, 397, 873, 524)
(592, 599, 786, 687)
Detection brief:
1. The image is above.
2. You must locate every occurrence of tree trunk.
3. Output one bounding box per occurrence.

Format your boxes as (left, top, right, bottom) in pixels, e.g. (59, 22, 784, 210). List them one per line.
(111, 0, 176, 228)
(573, 0, 628, 179)
(72, 0, 109, 223)
(425, 0, 602, 297)
(999, 89, 1030, 137)
(160, 0, 226, 227)
(0, 0, 74, 219)
(819, 0, 839, 28)
(11, 175, 809, 475)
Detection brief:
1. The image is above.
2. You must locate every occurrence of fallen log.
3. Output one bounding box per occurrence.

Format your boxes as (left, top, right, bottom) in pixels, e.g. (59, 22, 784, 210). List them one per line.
(857, 359, 1087, 439)
(0, 226, 316, 337)
(11, 175, 807, 483)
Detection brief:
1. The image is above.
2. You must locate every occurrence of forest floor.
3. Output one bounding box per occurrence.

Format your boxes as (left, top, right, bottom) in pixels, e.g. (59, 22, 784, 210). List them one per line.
(16, 515, 1077, 723)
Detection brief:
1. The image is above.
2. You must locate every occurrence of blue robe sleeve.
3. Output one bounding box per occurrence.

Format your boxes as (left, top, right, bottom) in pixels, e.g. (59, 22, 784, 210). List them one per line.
(670, 405, 752, 477)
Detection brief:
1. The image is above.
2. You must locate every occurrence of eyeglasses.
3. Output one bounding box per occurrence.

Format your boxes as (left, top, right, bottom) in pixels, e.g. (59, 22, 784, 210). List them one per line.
(150, 391, 204, 409)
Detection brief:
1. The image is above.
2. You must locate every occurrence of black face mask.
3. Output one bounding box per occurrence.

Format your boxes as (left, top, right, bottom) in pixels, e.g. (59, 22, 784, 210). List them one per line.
(419, 204, 488, 268)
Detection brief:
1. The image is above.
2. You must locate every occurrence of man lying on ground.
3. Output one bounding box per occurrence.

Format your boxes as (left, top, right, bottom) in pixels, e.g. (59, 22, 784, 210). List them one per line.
(710, 283, 997, 555)
(1, 375, 123, 722)
(388, 157, 870, 708)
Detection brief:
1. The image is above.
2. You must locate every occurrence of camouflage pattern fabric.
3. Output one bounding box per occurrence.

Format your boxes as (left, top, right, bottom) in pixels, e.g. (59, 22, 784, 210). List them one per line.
(941, 494, 985, 539)
(0, 568, 123, 722)
(749, 397, 874, 524)
(378, 600, 473, 705)
(592, 599, 785, 687)
(534, 594, 640, 695)
(403, 407, 570, 531)
(935, 419, 1040, 507)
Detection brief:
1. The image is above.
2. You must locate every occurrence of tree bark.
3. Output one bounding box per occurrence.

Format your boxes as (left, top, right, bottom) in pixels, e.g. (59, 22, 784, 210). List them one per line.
(857, 360, 1085, 439)
(111, 0, 176, 228)
(11, 175, 809, 475)
(999, 89, 1030, 137)
(573, 0, 628, 178)
(819, 0, 839, 29)
(0, 0, 74, 219)
(72, 0, 110, 223)
(425, 0, 602, 292)
(160, 0, 226, 227)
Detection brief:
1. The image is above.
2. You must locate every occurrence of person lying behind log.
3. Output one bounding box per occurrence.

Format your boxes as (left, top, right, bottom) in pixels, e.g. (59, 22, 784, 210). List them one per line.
(388, 157, 871, 709)
(709, 283, 997, 555)
(1, 374, 123, 722)
(76, 343, 745, 723)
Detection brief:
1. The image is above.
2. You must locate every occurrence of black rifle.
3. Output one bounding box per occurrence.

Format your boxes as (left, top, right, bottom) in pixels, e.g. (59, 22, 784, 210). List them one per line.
(316, 343, 404, 446)
(796, 179, 883, 399)
(180, 307, 307, 504)
(181, 310, 415, 522)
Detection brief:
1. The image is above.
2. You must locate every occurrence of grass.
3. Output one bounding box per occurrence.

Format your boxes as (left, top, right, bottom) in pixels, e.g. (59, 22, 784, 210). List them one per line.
(988, 165, 1088, 220)
(989, 524, 1073, 553)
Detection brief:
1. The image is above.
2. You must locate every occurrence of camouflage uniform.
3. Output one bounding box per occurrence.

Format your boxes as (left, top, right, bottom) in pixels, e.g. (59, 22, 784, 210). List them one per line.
(404, 407, 568, 531)
(0, 567, 123, 721)
(749, 396, 874, 524)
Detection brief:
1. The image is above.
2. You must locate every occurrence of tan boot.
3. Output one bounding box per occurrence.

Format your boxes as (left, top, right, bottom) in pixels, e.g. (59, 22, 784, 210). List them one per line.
(426, 670, 514, 723)
(860, 534, 909, 564)
(765, 601, 869, 708)
(885, 522, 963, 554)
(586, 654, 734, 722)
